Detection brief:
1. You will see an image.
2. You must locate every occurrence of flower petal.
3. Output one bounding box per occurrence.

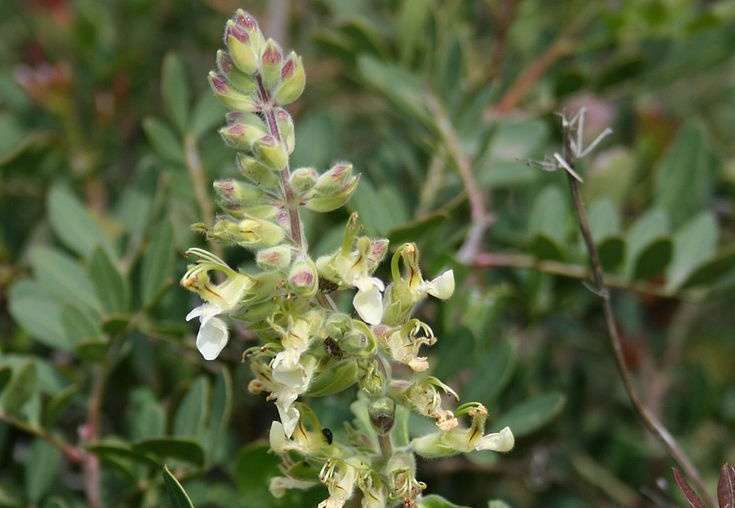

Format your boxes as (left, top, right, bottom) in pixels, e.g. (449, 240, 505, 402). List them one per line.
(427, 269, 455, 300)
(353, 285, 384, 325)
(275, 391, 300, 438)
(195, 316, 229, 360)
(475, 426, 514, 452)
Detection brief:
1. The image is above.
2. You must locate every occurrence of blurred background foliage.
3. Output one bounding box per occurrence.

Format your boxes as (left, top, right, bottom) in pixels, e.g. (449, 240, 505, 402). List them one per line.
(1, 0, 735, 507)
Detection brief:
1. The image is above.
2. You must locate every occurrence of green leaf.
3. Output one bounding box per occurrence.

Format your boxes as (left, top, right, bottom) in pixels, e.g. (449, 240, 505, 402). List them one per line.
(391, 404, 411, 448)
(143, 118, 185, 164)
(633, 238, 673, 280)
(133, 439, 205, 468)
(397, 0, 432, 63)
(8, 280, 70, 349)
(205, 368, 233, 464)
(140, 220, 175, 307)
(44, 383, 79, 427)
(680, 247, 735, 290)
(349, 179, 405, 235)
(666, 212, 718, 292)
(0, 362, 37, 415)
(174, 376, 210, 439)
(624, 208, 671, 279)
(87, 441, 160, 468)
(357, 55, 430, 126)
(583, 148, 635, 205)
(189, 94, 226, 140)
(233, 444, 281, 507)
(493, 392, 566, 437)
(29, 247, 102, 314)
(62, 304, 104, 345)
(418, 494, 470, 508)
(47, 184, 112, 258)
(588, 199, 625, 270)
(528, 185, 569, 260)
(163, 466, 195, 508)
(128, 388, 166, 441)
(162, 53, 190, 134)
(464, 339, 517, 406)
(24, 440, 62, 503)
(487, 501, 512, 508)
(88, 248, 130, 314)
(654, 121, 713, 227)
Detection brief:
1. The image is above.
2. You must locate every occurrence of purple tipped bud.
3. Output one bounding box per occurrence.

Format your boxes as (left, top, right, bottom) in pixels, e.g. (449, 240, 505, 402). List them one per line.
(234, 9, 259, 31)
(288, 256, 319, 296)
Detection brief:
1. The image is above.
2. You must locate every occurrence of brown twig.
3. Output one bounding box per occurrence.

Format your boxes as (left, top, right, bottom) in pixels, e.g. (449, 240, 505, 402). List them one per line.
(491, 36, 573, 116)
(559, 123, 715, 508)
(473, 251, 677, 299)
(426, 94, 492, 263)
(82, 366, 105, 508)
(0, 411, 85, 464)
(487, 0, 519, 80)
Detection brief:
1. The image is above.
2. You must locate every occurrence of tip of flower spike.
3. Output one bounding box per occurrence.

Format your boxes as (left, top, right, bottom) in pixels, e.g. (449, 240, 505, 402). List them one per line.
(233, 9, 259, 31)
(225, 20, 249, 44)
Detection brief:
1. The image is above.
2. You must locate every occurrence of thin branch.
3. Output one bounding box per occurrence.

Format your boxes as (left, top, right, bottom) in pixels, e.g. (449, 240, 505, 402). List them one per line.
(486, 0, 519, 80)
(490, 36, 574, 116)
(426, 94, 492, 263)
(82, 366, 105, 508)
(559, 123, 716, 508)
(473, 251, 678, 298)
(0, 411, 85, 464)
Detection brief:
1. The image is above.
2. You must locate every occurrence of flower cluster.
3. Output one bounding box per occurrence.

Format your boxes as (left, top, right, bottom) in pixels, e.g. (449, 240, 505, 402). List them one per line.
(181, 10, 514, 507)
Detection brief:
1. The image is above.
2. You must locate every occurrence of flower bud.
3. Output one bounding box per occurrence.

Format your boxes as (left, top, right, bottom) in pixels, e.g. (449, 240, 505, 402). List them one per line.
(224, 20, 258, 75)
(254, 134, 288, 171)
(209, 216, 242, 244)
(237, 153, 280, 188)
(256, 245, 292, 270)
(360, 359, 387, 396)
(208, 71, 257, 111)
(306, 358, 359, 397)
(368, 397, 395, 435)
(213, 178, 266, 206)
(261, 38, 283, 91)
(314, 162, 354, 193)
(366, 239, 389, 271)
(304, 174, 359, 212)
(289, 167, 318, 195)
(219, 114, 266, 149)
(216, 50, 257, 94)
(274, 52, 305, 105)
(275, 108, 295, 154)
(237, 218, 286, 247)
(288, 256, 319, 297)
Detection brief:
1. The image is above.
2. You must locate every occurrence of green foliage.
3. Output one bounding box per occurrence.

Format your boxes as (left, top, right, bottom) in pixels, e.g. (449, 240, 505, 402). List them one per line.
(1, 0, 734, 506)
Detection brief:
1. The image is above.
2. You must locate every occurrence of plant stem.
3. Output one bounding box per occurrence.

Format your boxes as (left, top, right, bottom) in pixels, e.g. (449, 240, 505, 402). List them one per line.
(473, 251, 678, 298)
(0, 411, 84, 463)
(184, 134, 217, 231)
(426, 94, 492, 264)
(256, 76, 305, 250)
(560, 128, 715, 508)
(377, 433, 393, 461)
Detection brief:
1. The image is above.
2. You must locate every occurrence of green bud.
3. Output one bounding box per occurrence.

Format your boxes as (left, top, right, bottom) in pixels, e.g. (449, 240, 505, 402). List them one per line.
(219, 115, 267, 149)
(224, 20, 259, 75)
(305, 174, 359, 212)
(254, 134, 288, 171)
(249, 271, 285, 303)
(274, 52, 305, 105)
(213, 178, 266, 205)
(289, 167, 318, 195)
(360, 359, 388, 396)
(306, 358, 359, 397)
(324, 312, 352, 339)
(275, 108, 295, 154)
(314, 163, 354, 194)
(208, 71, 257, 111)
(256, 245, 293, 270)
(288, 256, 319, 297)
(209, 216, 242, 244)
(237, 153, 280, 188)
(368, 397, 395, 435)
(261, 38, 283, 91)
(216, 50, 257, 94)
(341, 320, 376, 356)
(238, 218, 286, 247)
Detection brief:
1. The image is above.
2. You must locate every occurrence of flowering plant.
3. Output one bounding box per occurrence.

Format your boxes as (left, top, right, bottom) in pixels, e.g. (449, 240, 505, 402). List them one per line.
(181, 10, 513, 507)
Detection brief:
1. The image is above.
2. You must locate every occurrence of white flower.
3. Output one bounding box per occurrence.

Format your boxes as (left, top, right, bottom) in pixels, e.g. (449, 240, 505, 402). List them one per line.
(269, 476, 317, 498)
(352, 276, 385, 325)
(271, 354, 316, 437)
(419, 269, 455, 300)
(475, 426, 514, 453)
(186, 303, 229, 360)
(318, 459, 359, 508)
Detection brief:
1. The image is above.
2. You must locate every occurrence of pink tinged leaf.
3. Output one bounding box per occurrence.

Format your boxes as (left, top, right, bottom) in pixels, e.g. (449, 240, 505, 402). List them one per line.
(718, 463, 735, 508)
(673, 468, 706, 508)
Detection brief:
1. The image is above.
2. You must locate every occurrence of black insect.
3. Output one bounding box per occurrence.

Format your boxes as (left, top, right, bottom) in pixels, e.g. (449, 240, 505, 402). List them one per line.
(323, 337, 343, 359)
(321, 427, 333, 445)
